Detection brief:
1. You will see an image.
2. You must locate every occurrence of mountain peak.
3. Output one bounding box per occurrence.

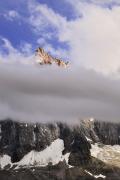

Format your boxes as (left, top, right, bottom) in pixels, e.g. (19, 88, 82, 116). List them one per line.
(35, 47, 69, 68)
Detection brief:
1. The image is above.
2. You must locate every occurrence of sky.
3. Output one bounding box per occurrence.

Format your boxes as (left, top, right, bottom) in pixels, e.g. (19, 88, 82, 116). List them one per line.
(1, 0, 120, 123)
(1, 0, 120, 72)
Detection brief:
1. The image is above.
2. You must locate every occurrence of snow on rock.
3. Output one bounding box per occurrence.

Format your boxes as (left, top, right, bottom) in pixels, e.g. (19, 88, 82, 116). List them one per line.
(85, 170, 106, 179)
(0, 139, 71, 169)
(94, 174, 106, 179)
(16, 138, 71, 168)
(90, 143, 102, 157)
(90, 143, 120, 167)
(62, 152, 73, 168)
(62, 153, 70, 164)
(85, 136, 92, 142)
(0, 155, 11, 169)
(17, 138, 65, 167)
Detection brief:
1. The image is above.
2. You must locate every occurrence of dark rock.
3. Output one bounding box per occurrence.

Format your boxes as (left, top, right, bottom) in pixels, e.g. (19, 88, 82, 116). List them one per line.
(94, 121, 120, 145)
(0, 119, 120, 179)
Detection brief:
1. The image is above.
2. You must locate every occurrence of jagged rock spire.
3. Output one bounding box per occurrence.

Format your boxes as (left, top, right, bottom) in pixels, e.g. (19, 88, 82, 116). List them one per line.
(35, 47, 69, 68)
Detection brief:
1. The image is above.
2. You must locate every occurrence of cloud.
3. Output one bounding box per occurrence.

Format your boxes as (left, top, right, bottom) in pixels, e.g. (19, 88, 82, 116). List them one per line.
(0, 37, 35, 65)
(0, 62, 120, 123)
(66, 0, 120, 6)
(28, 1, 67, 35)
(37, 38, 69, 60)
(23, 0, 120, 74)
(2, 10, 21, 21)
(56, 1, 120, 74)
(85, 0, 120, 5)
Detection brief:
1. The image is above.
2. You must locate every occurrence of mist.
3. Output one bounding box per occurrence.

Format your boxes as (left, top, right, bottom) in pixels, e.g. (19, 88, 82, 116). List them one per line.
(0, 63, 120, 123)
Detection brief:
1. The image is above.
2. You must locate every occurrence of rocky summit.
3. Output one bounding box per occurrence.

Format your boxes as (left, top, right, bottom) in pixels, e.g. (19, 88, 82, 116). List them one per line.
(0, 119, 120, 179)
(35, 47, 69, 67)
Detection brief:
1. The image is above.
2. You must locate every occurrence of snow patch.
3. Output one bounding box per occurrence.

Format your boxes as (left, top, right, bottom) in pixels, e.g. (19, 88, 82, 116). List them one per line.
(90, 143, 102, 157)
(17, 139, 65, 167)
(85, 170, 106, 179)
(94, 174, 106, 179)
(85, 136, 92, 142)
(0, 155, 11, 169)
(16, 138, 71, 168)
(62, 152, 73, 168)
(90, 143, 120, 167)
(0, 139, 71, 169)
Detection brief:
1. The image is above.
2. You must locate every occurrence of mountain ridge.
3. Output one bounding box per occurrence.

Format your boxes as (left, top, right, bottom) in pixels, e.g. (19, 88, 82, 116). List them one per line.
(0, 119, 120, 179)
(35, 47, 69, 67)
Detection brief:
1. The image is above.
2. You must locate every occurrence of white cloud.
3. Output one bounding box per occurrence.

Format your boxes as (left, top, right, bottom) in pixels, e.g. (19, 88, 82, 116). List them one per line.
(85, 0, 120, 5)
(0, 37, 34, 65)
(1, 38, 17, 54)
(66, 0, 120, 6)
(8, 10, 19, 18)
(0, 36, 68, 69)
(19, 42, 33, 55)
(3, 10, 20, 21)
(57, 1, 120, 74)
(24, 0, 120, 74)
(25, 0, 69, 60)
(37, 38, 68, 59)
(28, 1, 67, 35)
(1, 1, 120, 74)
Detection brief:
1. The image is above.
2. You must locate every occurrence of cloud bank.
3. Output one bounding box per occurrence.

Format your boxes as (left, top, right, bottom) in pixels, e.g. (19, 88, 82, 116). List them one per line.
(59, 1, 120, 74)
(0, 62, 120, 123)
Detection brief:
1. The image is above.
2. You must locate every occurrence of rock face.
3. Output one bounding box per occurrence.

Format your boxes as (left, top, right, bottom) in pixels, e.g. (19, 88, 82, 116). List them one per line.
(35, 47, 69, 67)
(0, 120, 60, 162)
(94, 121, 120, 145)
(0, 119, 120, 179)
(0, 120, 91, 165)
(0, 119, 120, 163)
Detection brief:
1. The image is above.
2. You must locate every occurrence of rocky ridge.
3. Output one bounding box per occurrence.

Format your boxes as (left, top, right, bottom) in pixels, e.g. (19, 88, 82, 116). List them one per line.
(35, 47, 69, 67)
(0, 119, 120, 179)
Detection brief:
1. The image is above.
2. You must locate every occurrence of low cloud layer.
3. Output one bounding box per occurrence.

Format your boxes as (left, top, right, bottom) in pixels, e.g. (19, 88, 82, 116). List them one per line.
(0, 63, 120, 123)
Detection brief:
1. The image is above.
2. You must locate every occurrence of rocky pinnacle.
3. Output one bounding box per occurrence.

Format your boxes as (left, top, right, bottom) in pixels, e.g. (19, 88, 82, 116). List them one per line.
(35, 47, 69, 68)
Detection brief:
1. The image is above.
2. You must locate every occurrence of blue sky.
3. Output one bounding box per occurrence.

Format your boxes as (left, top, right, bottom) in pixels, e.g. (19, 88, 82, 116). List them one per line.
(0, 0, 76, 56)
(1, 0, 120, 73)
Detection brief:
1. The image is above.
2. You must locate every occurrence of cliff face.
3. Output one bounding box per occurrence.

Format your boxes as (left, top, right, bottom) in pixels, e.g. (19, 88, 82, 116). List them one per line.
(0, 120, 91, 164)
(94, 121, 120, 145)
(0, 119, 120, 163)
(0, 119, 120, 179)
(0, 120, 59, 162)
